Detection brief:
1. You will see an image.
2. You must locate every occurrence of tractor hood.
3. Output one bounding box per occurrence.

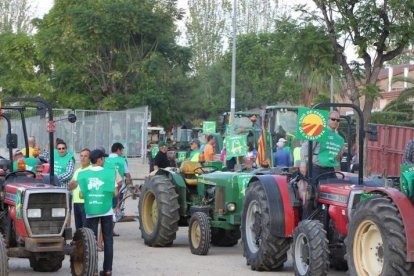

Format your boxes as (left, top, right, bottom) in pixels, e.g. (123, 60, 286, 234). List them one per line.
(4, 181, 64, 205)
(197, 172, 254, 199)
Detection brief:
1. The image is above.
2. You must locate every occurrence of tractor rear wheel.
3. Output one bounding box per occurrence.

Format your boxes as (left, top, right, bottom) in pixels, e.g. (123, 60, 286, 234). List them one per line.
(138, 175, 179, 247)
(211, 228, 240, 247)
(241, 181, 290, 271)
(70, 227, 98, 276)
(292, 220, 329, 276)
(189, 212, 211, 255)
(29, 252, 64, 272)
(0, 236, 8, 276)
(346, 196, 414, 276)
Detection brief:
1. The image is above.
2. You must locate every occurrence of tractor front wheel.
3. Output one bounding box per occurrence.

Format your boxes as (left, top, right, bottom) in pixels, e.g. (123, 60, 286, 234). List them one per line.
(70, 227, 98, 276)
(346, 196, 414, 276)
(29, 252, 64, 272)
(292, 220, 329, 276)
(189, 212, 211, 255)
(0, 236, 8, 276)
(138, 175, 180, 247)
(241, 181, 290, 271)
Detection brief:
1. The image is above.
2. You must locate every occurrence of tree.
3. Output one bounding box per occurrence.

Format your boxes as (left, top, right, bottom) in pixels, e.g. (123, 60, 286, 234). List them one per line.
(0, 0, 34, 33)
(0, 32, 51, 97)
(237, 0, 280, 34)
(35, 0, 191, 127)
(312, 0, 414, 173)
(186, 0, 231, 71)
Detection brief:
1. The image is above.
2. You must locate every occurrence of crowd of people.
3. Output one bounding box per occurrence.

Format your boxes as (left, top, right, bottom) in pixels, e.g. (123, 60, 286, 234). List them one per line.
(11, 136, 129, 276)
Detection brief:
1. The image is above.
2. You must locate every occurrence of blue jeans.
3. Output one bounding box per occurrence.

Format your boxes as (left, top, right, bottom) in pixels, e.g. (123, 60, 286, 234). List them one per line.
(86, 215, 113, 272)
(73, 203, 86, 230)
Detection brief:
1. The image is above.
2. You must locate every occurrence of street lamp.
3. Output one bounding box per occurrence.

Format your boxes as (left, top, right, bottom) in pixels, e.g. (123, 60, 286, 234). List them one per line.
(229, 0, 237, 136)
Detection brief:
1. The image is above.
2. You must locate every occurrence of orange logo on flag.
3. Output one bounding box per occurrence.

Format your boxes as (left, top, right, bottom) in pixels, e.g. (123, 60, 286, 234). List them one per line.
(301, 114, 324, 137)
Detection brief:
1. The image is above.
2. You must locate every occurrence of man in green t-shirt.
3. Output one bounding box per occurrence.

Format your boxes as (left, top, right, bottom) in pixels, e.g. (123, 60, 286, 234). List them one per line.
(77, 149, 120, 276)
(68, 148, 92, 230)
(189, 139, 201, 162)
(300, 111, 344, 183)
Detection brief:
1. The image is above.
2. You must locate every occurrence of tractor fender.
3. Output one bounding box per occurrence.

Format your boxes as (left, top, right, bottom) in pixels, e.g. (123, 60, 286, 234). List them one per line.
(362, 187, 414, 262)
(248, 174, 296, 238)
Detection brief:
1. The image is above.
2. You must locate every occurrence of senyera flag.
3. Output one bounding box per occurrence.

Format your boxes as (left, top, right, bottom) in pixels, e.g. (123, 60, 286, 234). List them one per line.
(296, 107, 329, 142)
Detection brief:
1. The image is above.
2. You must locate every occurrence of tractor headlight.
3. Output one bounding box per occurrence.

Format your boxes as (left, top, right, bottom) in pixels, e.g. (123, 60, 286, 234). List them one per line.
(52, 208, 66, 217)
(27, 208, 42, 218)
(226, 202, 236, 212)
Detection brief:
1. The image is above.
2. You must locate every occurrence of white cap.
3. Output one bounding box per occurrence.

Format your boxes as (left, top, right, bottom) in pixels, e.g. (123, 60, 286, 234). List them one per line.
(277, 141, 284, 148)
(278, 138, 287, 142)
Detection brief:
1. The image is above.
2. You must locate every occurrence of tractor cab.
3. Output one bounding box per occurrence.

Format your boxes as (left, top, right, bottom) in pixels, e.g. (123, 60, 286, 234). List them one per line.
(0, 97, 98, 275)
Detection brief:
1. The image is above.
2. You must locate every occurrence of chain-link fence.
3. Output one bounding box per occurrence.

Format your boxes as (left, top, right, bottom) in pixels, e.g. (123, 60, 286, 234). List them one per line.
(0, 106, 149, 161)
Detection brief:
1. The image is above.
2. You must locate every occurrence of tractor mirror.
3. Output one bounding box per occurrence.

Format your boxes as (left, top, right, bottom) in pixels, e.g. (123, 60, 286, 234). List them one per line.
(7, 133, 18, 148)
(68, 113, 77, 123)
(367, 124, 378, 141)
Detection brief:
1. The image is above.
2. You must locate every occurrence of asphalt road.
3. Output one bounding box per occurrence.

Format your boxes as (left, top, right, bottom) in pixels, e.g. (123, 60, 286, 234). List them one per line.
(8, 160, 347, 275)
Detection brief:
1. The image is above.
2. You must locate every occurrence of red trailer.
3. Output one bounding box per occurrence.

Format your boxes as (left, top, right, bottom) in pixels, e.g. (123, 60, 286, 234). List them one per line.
(368, 124, 414, 177)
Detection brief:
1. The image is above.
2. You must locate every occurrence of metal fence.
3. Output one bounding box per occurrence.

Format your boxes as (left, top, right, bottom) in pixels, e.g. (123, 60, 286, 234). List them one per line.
(0, 106, 150, 161)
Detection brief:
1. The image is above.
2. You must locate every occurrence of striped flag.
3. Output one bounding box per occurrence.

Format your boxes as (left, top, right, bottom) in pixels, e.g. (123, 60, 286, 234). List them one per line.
(256, 119, 268, 167)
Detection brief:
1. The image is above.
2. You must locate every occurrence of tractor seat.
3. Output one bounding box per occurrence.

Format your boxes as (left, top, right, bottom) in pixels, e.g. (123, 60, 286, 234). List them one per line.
(180, 161, 202, 186)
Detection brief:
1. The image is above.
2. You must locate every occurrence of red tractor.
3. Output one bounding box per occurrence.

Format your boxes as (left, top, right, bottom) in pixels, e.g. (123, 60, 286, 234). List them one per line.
(0, 98, 97, 275)
(241, 103, 414, 275)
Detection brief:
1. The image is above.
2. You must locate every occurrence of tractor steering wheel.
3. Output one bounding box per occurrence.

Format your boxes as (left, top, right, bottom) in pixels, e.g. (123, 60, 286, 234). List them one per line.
(313, 171, 345, 184)
(193, 166, 218, 174)
(5, 170, 36, 180)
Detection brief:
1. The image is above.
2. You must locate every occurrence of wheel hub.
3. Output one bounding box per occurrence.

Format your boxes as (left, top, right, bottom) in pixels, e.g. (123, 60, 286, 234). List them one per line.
(245, 200, 262, 254)
(354, 220, 383, 276)
(295, 232, 310, 274)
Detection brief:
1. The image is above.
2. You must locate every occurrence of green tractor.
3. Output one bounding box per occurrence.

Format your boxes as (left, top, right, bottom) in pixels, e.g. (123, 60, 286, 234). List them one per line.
(138, 162, 253, 255)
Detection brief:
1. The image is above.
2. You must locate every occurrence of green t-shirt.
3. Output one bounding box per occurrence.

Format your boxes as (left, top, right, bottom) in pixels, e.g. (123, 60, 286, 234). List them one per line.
(77, 167, 116, 216)
(104, 156, 126, 181)
(189, 150, 201, 162)
(72, 165, 92, 204)
(317, 129, 344, 167)
(54, 150, 75, 176)
(13, 157, 39, 172)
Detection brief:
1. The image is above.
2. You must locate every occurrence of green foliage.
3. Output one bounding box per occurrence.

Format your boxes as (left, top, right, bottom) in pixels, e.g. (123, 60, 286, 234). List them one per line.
(34, 0, 190, 127)
(0, 32, 51, 97)
(369, 111, 413, 126)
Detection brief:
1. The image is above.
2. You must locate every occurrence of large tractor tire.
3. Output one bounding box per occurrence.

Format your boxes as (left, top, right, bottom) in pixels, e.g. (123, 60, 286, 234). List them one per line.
(346, 196, 414, 276)
(0, 236, 8, 276)
(189, 212, 211, 255)
(211, 228, 240, 247)
(292, 220, 330, 276)
(138, 175, 180, 247)
(241, 181, 290, 271)
(70, 228, 98, 276)
(29, 252, 64, 272)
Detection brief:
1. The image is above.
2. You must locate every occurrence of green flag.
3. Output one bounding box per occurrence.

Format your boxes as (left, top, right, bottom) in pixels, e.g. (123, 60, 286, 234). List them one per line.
(203, 121, 216, 134)
(177, 151, 187, 162)
(296, 107, 329, 142)
(226, 135, 247, 158)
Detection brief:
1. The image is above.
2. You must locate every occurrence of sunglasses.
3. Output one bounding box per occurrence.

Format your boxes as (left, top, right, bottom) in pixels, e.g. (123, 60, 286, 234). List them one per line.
(57, 147, 66, 150)
(330, 118, 340, 122)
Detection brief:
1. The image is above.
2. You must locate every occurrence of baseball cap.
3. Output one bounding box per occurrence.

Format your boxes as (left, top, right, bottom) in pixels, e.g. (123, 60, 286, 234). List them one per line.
(14, 149, 22, 156)
(96, 145, 106, 154)
(278, 138, 287, 143)
(89, 149, 108, 163)
(190, 139, 200, 146)
(158, 141, 167, 147)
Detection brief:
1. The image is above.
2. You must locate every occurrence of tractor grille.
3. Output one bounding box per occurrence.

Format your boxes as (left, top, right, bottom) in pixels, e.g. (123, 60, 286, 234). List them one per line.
(26, 192, 67, 236)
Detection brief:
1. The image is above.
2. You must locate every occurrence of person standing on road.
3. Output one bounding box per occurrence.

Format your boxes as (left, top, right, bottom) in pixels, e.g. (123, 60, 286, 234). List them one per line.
(300, 111, 344, 183)
(68, 148, 91, 230)
(54, 139, 75, 226)
(153, 141, 169, 171)
(274, 141, 291, 168)
(78, 149, 120, 276)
